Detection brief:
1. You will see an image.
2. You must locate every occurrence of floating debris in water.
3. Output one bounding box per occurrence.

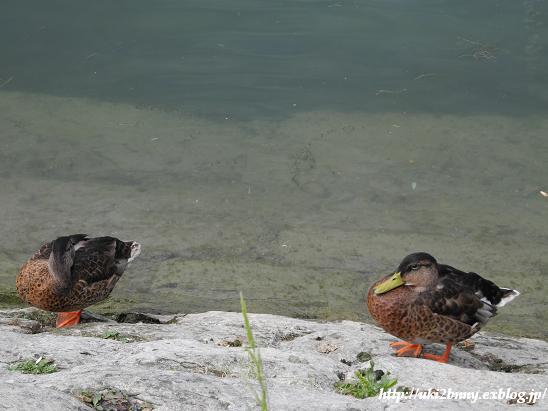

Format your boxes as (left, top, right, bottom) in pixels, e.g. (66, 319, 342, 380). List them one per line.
(411, 182, 417, 191)
(540, 190, 548, 198)
(413, 73, 437, 81)
(457, 37, 498, 61)
(0, 76, 14, 88)
(375, 88, 407, 96)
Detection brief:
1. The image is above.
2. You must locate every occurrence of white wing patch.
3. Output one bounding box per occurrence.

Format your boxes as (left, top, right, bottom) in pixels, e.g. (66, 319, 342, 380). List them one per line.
(73, 239, 89, 251)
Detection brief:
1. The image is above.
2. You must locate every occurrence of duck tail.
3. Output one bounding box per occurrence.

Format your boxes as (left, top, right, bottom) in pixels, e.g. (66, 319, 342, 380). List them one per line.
(496, 288, 520, 307)
(112, 239, 141, 262)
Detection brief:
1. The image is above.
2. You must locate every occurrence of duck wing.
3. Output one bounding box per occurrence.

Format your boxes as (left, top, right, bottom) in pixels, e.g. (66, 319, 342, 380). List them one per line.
(46, 234, 89, 294)
(415, 264, 505, 327)
(438, 264, 515, 306)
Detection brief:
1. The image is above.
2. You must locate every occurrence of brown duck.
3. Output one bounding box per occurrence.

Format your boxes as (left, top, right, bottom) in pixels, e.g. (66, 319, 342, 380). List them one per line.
(16, 234, 141, 327)
(367, 252, 519, 363)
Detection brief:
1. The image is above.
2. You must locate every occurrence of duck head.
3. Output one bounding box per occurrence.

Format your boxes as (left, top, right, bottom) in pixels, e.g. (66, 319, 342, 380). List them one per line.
(374, 252, 439, 295)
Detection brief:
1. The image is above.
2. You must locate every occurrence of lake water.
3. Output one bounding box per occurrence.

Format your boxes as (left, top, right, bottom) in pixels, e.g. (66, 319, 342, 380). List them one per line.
(0, 0, 546, 340)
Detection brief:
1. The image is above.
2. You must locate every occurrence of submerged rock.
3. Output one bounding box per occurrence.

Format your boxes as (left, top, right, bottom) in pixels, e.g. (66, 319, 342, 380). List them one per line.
(0, 309, 546, 410)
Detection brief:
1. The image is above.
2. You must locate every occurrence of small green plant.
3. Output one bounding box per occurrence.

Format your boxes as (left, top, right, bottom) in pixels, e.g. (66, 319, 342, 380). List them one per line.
(356, 351, 372, 362)
(15, 309, 57, 327)
(102, 330, 125, 340)
(9, 357, 58, 374)
(78, 388, 153, 410)
(335, 361, 397, 399)
(99, 330, 140, 343)
(240, 292, 268, 411)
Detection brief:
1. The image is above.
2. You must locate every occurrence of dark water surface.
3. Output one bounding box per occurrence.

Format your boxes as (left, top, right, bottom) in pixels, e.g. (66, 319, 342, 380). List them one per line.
(0, 1, 547, 339)
(2, 0, 547, 118)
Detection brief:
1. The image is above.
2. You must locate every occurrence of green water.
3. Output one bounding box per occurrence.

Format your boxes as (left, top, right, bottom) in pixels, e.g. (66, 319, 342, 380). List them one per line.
(0, 1, 547, 340)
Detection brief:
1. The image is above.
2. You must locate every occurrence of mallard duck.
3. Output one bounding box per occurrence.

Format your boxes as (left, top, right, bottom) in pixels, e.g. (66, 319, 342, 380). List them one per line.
(16, 234, 141, 328)
(367, 252, 519, 363)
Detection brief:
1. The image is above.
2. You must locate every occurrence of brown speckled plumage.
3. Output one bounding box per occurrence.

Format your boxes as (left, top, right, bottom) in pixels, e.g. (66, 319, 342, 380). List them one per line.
(16, 235, 141, 312)
(367, 252, 519, 361)
(368, 278, 477, 344)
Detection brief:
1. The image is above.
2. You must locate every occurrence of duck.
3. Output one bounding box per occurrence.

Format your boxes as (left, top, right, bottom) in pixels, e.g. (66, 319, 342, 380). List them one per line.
(16, 234, 141, 328)
(367, 252, 519, 363)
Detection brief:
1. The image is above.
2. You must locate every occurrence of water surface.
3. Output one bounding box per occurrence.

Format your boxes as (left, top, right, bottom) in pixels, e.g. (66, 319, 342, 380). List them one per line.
(0, 1, 547, 339)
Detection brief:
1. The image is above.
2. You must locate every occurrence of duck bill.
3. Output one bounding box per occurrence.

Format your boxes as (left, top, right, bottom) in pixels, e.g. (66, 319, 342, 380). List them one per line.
(373, 272, 405, 295)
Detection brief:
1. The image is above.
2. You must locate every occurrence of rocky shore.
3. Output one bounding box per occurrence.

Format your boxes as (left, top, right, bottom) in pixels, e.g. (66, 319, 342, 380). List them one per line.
(0, 309, 546, 410)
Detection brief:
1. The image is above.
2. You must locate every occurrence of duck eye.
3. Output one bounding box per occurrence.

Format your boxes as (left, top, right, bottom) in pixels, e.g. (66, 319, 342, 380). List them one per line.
(409, 264, 419, 271)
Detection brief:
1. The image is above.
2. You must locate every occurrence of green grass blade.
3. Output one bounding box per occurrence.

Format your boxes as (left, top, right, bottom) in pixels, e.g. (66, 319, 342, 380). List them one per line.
(240, 292, 268, 411)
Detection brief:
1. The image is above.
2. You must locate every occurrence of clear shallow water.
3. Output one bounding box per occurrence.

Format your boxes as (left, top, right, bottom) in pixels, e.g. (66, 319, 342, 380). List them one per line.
(0, 1, 547, 339)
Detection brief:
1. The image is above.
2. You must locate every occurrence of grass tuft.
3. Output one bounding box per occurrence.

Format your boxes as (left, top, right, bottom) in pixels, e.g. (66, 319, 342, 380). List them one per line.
(14, 309, 56, 328)
(77, 388, 153, 410)
(335, 360, 397, 399)
(9, 357, 58, 374)
(99, 330, 143, 343)
(240, 292, 268, 411)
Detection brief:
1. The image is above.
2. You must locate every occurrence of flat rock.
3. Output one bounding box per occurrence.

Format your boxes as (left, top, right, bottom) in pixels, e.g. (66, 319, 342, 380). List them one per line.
(0, 309, 546, 410)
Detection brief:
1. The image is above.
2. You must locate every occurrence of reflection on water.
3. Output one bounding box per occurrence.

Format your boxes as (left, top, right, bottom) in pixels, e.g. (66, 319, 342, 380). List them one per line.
(0, 1, 547, 339)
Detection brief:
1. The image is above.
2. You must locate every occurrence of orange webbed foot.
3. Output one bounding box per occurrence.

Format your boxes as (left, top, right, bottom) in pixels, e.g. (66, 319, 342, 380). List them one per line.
(56, 311, 82, 328)
(422, 342, 453, 363)
(389, 341, 423, 357)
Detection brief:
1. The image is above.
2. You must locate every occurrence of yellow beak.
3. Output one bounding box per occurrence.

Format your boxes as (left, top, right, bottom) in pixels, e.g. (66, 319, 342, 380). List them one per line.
(373, 272, 405, 295)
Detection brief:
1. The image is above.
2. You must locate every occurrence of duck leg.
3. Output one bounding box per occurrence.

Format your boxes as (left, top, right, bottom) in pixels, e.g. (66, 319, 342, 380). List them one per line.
(56, 311, 82, 328)
(389, 341, 423, 357)
(422, 342, 453, 363)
